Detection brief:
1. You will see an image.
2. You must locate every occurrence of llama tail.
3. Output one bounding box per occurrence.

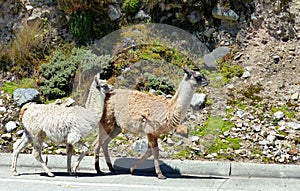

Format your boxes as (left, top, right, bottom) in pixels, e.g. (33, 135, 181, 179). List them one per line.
(19, 102, 34, 121)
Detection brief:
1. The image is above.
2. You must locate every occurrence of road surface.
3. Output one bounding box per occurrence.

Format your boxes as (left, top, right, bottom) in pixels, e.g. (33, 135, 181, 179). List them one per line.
(1, 165, 300, 191)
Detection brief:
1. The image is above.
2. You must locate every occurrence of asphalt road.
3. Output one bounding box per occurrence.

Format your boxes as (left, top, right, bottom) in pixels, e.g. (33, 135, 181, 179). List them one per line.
(1, 165, 300, 191)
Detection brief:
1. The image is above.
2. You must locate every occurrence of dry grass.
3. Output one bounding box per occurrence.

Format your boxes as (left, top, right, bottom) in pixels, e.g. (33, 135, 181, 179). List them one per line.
(8, 20, 51, 78)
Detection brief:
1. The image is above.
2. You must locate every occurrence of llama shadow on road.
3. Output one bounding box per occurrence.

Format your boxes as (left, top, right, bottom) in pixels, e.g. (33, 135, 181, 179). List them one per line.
(112, 158, 227, 179)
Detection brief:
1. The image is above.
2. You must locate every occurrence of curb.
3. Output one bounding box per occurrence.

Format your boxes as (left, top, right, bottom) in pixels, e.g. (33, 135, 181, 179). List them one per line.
(1, 153, 300, 178)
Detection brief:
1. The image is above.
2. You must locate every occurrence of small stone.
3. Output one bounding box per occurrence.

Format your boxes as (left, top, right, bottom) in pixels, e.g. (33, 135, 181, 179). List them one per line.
(278, 157, 285, 163)
(287, 122, 300, 130)
(135, 10, 151, 20)
(252, 125, 261, 132)
(236, 122, 243, 128)
(0, 106, 6, 113)
(62, 97, 75, 107)
(290, 92, 299, 100)
(55, 148, 67, 155)
(223, 131, 230, 137)
(108, 4, 121, 21)
(203, 28, 216, 38)
(187, 10, 200, 23)
(212, 6, 239, 21)
(1, 133, 12, 140)
(267, 134, 276, 143)
(273, 55, 280, 63)
(259, 140, 269, 146)
(190, 93, 206, 109)
(5, 121, 17, 132)
(0, 99, 4, 105)
(236, 110, 245, 118)
(241, 71, 251, 78)
(25, 5, 34, 10)
(191, 136, 200, 142)
(273, 111, 284, 120)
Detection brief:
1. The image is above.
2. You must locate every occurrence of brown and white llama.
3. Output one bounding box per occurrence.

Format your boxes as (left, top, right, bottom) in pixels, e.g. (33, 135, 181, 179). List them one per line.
(94, 67, 209, 179)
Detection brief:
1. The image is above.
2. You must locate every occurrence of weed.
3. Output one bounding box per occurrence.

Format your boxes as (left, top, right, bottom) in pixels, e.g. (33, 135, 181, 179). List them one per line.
(8, 20, 52, 78)
(2, 78, 36, 95)
(69, 11, 92, 44)
(271, 105, 295, 119)
(122, 0, 141, 15)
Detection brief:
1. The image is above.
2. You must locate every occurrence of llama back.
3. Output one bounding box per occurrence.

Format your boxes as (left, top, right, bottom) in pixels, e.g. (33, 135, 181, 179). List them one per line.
(109, 89, 169, 134)
(21, 104, 99, 144)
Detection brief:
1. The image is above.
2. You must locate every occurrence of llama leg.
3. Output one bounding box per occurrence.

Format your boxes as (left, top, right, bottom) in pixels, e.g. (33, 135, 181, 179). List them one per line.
(66, 144, 73, 175)
(94, 124, 113, 175)
(130, 134, 156, 174)
(72, 141, 88, 175)
(130, 148, 152, 175)
(151, 144, 166, 179)
(32, 137, 54, 177)
(11, 131, 31, 176)
(103, 127, 122, 173)
(148, 134, 166, 179)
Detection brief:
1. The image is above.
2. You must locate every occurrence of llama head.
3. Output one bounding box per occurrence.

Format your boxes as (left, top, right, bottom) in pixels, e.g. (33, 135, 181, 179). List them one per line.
(94, 73, 114, 93)
(183, 66, 209, 87)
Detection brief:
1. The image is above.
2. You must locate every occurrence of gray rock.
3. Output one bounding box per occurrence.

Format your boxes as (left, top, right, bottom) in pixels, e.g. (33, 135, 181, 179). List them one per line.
(236, 110, 245, 118)
(5, 121, 17, 132)
(108, 4, 122, 21)
(212, 6, 239, 21)
(62, 97, 76, 107)
(204, 46, 230, 68)
(287, 122, 300, 130)
(290, 92, 299, 100)
(259, 140, 270, 146)
(267, 134, 276, 143)
(252, 125, 261, 132)
(1, 133, 12, 140)
(187, 11, 200, 23)
(241, 70, 251, 78)
(135, 10, 151, 20)
(203, 28, 216, 38)
(190, 93, 206, 109)
(0, 106, 6, 113)
(13, 88, 40, 107)
(273, 111, 284, 120)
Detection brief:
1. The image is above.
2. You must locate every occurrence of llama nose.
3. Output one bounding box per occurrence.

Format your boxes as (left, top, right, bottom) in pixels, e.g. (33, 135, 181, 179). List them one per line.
(201, 79, 209, 86)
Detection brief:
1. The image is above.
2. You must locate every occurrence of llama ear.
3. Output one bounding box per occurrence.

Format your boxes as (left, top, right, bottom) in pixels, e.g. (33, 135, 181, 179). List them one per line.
(94, 73, 101, 87)
(182, 66, 194, 76)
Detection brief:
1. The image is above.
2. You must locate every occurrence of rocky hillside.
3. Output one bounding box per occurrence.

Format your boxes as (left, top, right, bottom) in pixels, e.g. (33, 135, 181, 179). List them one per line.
(0, 0, 299, 164)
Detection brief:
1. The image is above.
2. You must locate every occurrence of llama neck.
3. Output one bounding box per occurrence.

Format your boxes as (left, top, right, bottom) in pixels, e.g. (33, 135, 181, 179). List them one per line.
(85, 82, 105, 118)
(171, 78, 194, 122)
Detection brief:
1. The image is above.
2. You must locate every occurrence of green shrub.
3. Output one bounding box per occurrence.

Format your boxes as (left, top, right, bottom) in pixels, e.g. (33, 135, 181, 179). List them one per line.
(40, 47, 112, 100)
(69, 11, 92, 44)
(122, 0, 141, 14)
(143, 73, 175, 95)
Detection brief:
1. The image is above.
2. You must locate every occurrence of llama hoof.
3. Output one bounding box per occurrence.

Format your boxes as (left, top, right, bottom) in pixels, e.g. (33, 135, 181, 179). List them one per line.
(12, 171, 20, 176)
(96, 170, 105, 175)
(47, 172, 55, 177)
(157, 174, 167, 179)
(130, 167, 135, 175)
(109, 167, 116, 174)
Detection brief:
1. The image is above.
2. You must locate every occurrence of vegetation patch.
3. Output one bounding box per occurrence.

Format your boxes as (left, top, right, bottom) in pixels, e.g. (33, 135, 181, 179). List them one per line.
(2, 78, 36, 95)
(271, 105, 295, 119)
(122, 0, 141, 15)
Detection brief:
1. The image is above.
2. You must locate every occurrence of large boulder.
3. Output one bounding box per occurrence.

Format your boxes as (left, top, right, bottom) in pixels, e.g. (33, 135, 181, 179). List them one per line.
(204, 46, 230, 68)
(13, 88, 40, 107)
